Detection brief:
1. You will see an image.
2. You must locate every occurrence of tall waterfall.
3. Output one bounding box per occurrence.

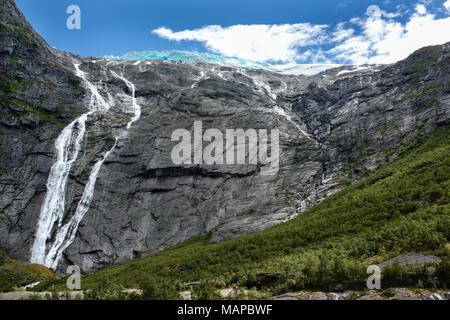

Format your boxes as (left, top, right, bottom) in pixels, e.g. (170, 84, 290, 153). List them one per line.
(30, 115, 88, 265)
(30, 63, 141, 269)
(45, 138, 118, 269)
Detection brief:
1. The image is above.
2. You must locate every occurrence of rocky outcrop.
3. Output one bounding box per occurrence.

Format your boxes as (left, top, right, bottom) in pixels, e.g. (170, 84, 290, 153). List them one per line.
(378, 253, 442, 270)
(292, 45, 450, 197)
(0, 0, 448, 273)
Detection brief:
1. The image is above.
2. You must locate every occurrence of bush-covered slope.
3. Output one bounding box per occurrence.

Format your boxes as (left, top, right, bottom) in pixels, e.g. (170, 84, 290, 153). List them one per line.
(51, 125, 449, 296)
(0, 249, 54, 292)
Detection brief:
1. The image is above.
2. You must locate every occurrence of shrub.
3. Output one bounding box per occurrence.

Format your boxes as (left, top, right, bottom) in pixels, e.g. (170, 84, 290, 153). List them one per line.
(140, 277, 180, 300)
(0, 249, 6, 266)
(84, 276, 122, 300)
(435, 260, 450, 288)
(192, 281, 222, 300)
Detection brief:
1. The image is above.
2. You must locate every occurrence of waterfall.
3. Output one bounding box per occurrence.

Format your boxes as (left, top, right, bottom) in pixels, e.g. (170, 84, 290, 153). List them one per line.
(30, 115, 88, 265)
(46, 69, 142, 269)
(45, 138, 118, 269)
(110, 70, 141, 129)
(272, 105, 313, 141)
(73, 64, 110, 111)
(30, 62, 141, 269)
(30, 63, 109, 267)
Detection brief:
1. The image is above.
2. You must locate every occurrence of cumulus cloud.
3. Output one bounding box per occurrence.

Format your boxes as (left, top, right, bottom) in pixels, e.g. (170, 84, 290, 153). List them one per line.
(332, 22, 355, 42)
(416, 4, 427, 15)
(152, 23, 328, 63)
(444, 0, 450, 12)
(331, 2, 450, 64)
(152, 1, 450, 65)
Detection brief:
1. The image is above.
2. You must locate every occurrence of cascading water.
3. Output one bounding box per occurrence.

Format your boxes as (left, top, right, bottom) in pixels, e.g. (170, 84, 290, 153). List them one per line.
(45, 138, 118, 269)
(245, 71, 313, 141)
(31, 62, 141, 269)
(239, 70, 319, 217)
(30, 63, 109, 266)
(273, 105, 313, 141)
(74, 64, 110, 112)
(45, 69, 142, 269)
(110, 70, 141, 129)
(30, 115, 88, 265)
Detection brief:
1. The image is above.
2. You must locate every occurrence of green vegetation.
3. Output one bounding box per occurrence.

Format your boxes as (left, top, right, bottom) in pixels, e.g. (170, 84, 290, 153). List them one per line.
(0, 63, 66, 125)
(401, 44, 449, 113)
(0, 18, 67, 125)
(0, 14, 38, 47)
(409, 86, 444, 112)
(382, 260, 450, 289)
(0, 249, 55, 292)
(401, 44, 447, 76)
(2, 95, 67, 125)
(34, 126, 449, 298)
(140, 277, 181, 300)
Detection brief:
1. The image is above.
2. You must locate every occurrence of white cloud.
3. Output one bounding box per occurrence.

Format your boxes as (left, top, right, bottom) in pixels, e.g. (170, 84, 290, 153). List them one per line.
(331, 4, 450, 64)
(444, 0, 450, 13)
(332, 22, 355, 42)
(152, 23, 328, 63)
(415, 4, 427, 15)
(152, 1, 450, 65)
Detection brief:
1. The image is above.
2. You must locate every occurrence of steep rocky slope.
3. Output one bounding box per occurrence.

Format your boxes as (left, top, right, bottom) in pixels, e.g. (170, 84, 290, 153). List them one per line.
(0, 0, 448, 273)
(0, 0, 87, 265)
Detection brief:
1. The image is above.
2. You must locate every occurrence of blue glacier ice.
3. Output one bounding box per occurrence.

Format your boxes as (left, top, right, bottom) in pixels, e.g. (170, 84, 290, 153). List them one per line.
(105, 50, 340, 76)
(105, 50, 270, 70)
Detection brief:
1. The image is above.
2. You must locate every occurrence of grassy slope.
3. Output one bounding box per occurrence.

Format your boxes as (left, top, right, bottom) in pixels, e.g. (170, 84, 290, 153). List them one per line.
(67, 125, 449, 295)
(0, 249, 54, 292)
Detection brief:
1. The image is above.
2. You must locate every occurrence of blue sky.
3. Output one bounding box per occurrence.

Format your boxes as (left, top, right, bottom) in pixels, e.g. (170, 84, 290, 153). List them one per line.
(15, 0, 450, 65)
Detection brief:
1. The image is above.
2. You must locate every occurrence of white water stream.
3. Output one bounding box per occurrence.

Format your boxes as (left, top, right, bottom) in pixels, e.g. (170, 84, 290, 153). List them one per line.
(31, 63, 140, 269)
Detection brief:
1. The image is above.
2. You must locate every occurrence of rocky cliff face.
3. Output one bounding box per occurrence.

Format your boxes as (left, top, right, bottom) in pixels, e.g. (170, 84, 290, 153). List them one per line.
(0, 0, 448, 273)
(0, 0, 87, 266)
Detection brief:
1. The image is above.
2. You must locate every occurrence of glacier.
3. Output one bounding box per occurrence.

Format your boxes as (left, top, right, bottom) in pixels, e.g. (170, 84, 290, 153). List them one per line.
(105, 50, 341, 76)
